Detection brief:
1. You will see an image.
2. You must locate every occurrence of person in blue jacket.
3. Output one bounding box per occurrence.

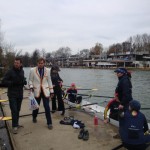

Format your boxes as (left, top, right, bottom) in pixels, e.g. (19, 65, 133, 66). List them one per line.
(114, 68, 132, 111)
(119, 100, 150, 150)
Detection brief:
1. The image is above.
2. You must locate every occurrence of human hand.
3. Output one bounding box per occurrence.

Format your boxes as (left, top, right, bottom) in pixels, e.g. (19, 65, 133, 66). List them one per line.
(104, 118, 109, 124)
(30, 88, 34, 93)
(118, 104, 124, 110)
(50, 93, 54, 98)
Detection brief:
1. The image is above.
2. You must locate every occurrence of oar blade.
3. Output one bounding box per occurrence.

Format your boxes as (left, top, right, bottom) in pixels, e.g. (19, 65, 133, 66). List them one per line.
(65, 102, 98, 110)
(77, 88, 98, 91)
(0, 99, 8, 102)
(91, 88, 98, 91)
(0, 117, 12, 121)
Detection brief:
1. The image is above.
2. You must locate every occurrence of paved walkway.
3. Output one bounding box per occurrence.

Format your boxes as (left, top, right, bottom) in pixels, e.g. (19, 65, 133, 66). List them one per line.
(0, 88, 124, 150)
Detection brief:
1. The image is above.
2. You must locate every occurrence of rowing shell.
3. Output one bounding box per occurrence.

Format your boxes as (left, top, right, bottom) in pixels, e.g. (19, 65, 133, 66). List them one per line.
(64, 99, 150, 129)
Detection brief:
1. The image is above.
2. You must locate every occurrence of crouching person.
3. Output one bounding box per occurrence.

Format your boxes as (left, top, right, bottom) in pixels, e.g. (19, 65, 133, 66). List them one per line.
(119, 100, 150, 150)
(66, 83, 82, 104)
(104, 93, 120, 123)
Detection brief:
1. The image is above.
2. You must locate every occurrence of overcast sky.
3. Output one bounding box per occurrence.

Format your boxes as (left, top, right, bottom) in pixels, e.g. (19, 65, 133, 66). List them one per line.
(0, 0, 150, 54)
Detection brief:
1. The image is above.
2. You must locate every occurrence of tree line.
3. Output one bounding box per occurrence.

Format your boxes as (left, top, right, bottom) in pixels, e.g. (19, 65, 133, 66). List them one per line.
(0, 19, 150, 69)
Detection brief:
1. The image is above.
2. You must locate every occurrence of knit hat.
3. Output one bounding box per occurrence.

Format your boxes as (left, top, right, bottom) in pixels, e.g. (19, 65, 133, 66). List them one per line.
(114, 68, 127, 74)
(51, 65, 60, 71)
(129, 100, 141, 111)
(71, 83, 76, 87)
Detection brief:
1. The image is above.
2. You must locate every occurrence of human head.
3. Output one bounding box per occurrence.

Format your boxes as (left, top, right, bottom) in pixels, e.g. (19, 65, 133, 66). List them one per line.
(14, 57, 22, 69)
(114, 68, 127, 77)
(37, 58, 45, 69)
(71, 83, 76, 89)
(51, 65, 60, 72)
(129, 100, 141, 112)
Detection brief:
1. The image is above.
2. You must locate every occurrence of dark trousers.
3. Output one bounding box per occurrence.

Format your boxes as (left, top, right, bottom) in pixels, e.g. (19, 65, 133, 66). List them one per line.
(69, 96, 82, 104)
(32, 91, 52, 125)
(9, 97, 23, 127)
(123, 142, 148, 150)
(109, 113, 119, 121)
(52, 86, 65, 111)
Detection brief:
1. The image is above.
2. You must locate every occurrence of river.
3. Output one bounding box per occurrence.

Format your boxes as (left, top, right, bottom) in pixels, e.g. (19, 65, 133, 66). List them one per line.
(24, 67, 150, 120)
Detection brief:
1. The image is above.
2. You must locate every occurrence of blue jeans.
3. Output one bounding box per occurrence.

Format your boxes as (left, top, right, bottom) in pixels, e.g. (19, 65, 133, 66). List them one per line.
(9, 97, 23, 127)
(32, 91, 52, 125)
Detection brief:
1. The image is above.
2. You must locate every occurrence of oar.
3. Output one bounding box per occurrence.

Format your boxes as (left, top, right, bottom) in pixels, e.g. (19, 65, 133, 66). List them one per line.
(65, 92, 113, 99)
(0, 100, 8, 102)
(112, 144, 124, 150)
(0, 111, 51, 121)
(65, 102, 98, 110)
(141, 108, 150, 110)
(0, 117, 12, 121)
(77, 93, 113, 99)
(0, 103, 98, 121)
(77, 88, 98, 91)
(0, 97, 29, 103)
(62, 85, 98, 91)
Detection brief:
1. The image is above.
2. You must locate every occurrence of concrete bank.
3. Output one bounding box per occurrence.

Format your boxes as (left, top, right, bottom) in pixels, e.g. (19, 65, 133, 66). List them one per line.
(0, 88, 124, 150)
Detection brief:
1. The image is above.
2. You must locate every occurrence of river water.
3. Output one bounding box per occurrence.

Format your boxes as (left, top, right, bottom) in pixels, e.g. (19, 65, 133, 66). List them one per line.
(24, 68, 150, 120)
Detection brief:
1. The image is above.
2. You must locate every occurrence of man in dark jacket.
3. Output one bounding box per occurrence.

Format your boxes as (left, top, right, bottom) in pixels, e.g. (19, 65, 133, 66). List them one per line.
(2, 57, 26, 134)
(114, 68, 132, 111)
(50, 65, 65, 115)
(119, 100, 150, 150)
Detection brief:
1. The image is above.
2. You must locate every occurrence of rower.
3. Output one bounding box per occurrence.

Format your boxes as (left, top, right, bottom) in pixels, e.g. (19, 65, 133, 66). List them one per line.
(119, 100, 150, 150)
(104, 92, 120, 123)
(64, 83, 82, 104)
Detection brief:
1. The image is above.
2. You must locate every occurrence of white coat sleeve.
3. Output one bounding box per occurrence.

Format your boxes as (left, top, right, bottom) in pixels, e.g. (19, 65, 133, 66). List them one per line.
(47, 69, 54, 93)
(28, 68, 34, 89)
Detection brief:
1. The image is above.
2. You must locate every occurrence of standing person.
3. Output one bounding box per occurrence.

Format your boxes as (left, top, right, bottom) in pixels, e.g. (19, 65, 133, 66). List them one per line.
(50, 65, 65, 115)
(28, 58, 54, 129)
(65, 83, 82, 104)
(104, 93, 120, 123)
(114, 68, 132, 111)
(2, 57, 27, 134)
(119, 100, 150, 150)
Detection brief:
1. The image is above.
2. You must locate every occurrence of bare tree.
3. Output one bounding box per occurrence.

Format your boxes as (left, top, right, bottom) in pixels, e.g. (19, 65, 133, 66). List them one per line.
(41, 48, 46, 58)
(22, 52, 31, 67)
(90, 43, 103, 55)
(80, 49, 89, 58)
(31, 49, 40, 66)
(55, 47, 71, 58)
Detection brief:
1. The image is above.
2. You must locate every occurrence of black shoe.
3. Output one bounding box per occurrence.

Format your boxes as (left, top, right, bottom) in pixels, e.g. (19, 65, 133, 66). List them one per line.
(48, 124, 53, 130)
(61, 109, 65, 116)
(83, 130, 89, 141)
(51, 110, 56, 113)
(33, 118, 37, 123)
(12, 127, 18, 134)
(113, 133, 120, 139)
(17, 125, 24, 128)
(78, 129, 85, 139)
